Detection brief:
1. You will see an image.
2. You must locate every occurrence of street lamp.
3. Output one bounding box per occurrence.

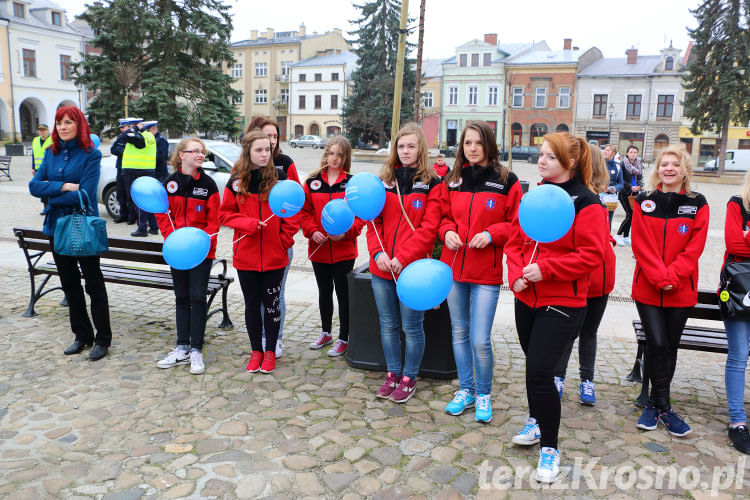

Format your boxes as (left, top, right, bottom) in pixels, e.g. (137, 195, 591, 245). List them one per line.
(608, 103, 615, 142)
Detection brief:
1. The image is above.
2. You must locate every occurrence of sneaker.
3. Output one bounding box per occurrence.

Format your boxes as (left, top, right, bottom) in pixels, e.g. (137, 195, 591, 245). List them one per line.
(624, 236, 632, 245)
(376, 373, 401, 399)
(327, 339, 348, 357)
(309, 332, 333, 349)
(260, 351, 276, 374)
(614, 235, 625, 246)
(554, 376, 565, 399)
(475, 394, 492, 423)
(728, 425, 750, 455)
(156, 347, 189, 368)
(389, 377, 417, 403)
(444, 389, 476, 416)
(275, 340, 283, 359)
(659, 409, 692, 436)
(512, 417, 541, 445)
(636, 405, 659, 431)
(246, 351, 263, 372)
(535, 447, 560, 483)
(579, 380, 596, 406)
(189, 350, 205, 375)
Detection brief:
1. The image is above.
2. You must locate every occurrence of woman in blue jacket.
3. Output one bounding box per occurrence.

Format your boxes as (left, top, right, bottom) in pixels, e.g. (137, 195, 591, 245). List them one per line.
(603, 144, 624, 230)
(29, 105, 112, 361)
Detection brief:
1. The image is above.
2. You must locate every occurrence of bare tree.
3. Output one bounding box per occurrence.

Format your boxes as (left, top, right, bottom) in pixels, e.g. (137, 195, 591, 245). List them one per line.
(113, 62, 141, 117)
(413, 0, 426, 123)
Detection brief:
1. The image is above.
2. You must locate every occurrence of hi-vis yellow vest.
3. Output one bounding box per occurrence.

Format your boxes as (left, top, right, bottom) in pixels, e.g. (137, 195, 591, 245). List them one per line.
(32, 136, 52, 170)
(122, 131, 157, 169)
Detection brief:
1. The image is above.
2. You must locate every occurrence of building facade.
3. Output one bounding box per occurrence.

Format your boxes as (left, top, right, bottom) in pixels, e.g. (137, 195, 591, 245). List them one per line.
(0, 18, 15, 140)
(418, 58, 443, 148)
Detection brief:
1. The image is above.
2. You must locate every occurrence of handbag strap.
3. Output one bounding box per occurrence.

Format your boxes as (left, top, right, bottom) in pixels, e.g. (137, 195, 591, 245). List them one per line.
(394, 176, 416, 233)
(76, 190, 94, 214)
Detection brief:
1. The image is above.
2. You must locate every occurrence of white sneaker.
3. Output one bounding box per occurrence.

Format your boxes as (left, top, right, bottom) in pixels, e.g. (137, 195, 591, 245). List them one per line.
(189, 350, 205, 375)
(535, 447, 560, 483)
(614, 235, 625, 246)
(624, 236, 631, 245)
(512, 417, 541, 445)
(156, 348, 189, 368)
(275, 340, 283, 359)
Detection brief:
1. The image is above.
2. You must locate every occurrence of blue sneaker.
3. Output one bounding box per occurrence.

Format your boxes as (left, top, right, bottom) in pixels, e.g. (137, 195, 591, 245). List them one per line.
(474, 394, 492, 423)
(512, 417, 541, 445)
(554, 376, 565, 399)
(445, 389, 475, 416)
(637, 405, 659, 431)
(659, 409, 692, 437)
(535, 447, 560, 483)
(579, 380, 596, 406)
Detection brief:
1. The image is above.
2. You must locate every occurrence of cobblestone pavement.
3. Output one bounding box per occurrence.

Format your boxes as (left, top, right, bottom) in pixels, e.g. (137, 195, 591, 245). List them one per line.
(1, 155, 749, 499)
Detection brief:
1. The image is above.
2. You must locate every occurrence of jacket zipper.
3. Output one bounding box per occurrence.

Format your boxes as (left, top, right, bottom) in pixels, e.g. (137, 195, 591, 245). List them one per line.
(458, 192, 475, 280)
(258, 196, 263, 272)
(690, 275, 694, 291)
(600, 259, 606, 296)
(546, 305, 570, 318)
(328, 184, 334, 264)
(661, 212, 667, 307)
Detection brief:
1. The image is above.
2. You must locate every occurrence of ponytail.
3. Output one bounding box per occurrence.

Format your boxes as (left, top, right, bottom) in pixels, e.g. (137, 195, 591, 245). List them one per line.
(542, 132, 593, 191)
(575, 137, 593, 191)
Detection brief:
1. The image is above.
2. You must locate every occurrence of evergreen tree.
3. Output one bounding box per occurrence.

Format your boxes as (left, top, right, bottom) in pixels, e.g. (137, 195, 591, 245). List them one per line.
(75, 0, 240, 137)
(683, 0, 750, 173)
(343, 0, 416, 147)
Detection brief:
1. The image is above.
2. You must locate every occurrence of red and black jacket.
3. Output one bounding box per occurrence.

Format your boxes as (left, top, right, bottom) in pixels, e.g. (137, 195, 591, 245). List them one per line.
(300, 169, 366, 263)
(588, 204, 617, 298)
(366, 166, 442, 280)
(275, 153, 300, 184)
(505, 173, 607, 308)
(723, 196, 750, 264)
(438, 165, 522, 285)
(218, 169, 299, 271)
(432, 162, 449, 178)
(631, 188, 709, 307)
(154, 168, 220, 260)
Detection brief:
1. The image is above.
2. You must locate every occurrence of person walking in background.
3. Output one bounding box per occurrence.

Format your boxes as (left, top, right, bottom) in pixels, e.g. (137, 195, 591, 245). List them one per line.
(31, 123, 52, 214)
(301, 137, 365, 356)
(29, 105, 112, 361)
(615, 145, 644, 246)
(154, 138, 220, 375)
(439, 121, 522, 423)
(602, 144, 623, 230)
(632, 145, 708, 437)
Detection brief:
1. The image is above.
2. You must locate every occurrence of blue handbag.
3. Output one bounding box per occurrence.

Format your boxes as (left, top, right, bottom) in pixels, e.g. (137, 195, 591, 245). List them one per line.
(53, 190, 109, 257)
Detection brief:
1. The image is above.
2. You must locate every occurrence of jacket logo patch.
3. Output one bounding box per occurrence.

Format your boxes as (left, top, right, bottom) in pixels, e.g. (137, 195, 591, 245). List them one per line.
(166, 180, 178, 193)
(412, 199, 423, 210)
(195, 205, 203, 212)
(192, 187, 208, 197)
(485, 181, 504, 190)
(641, 200, 656, 213)
(413, 182, 429, 189)
(232, 179, 240, 192)
(678, 223, 689, 235)
(485, 199, 496, 210)
(448, 178, 463, 188)
(677, 205, 697, 215)
(310, 180, 322, 190)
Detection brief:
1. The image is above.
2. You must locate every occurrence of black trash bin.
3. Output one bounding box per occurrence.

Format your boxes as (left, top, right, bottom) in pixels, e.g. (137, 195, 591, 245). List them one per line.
(346, 263, 457, 379)
(520, 180, 529, 193)
(5, 144, 25, 156)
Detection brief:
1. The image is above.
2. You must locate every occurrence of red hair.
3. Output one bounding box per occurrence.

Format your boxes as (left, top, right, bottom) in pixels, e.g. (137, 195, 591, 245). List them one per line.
(542, 132, 592, 191)
(51, 105, 94, 154)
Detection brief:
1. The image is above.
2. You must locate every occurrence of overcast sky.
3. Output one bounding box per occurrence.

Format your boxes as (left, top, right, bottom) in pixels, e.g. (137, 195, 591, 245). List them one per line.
(65, 0, 700, 60)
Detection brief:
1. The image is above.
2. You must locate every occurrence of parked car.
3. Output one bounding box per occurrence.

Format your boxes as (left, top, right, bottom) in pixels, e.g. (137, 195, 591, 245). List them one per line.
(289, 135, 327, 149)
(500, 146, 539, 163)
(703, 150, 750, 172)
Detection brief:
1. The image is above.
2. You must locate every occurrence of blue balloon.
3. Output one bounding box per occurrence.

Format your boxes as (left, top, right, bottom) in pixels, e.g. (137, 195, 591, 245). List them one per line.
(321, 198, 355, 236)
(396, 259, 453, 311)
(162, 227, 211, 270)
(518, 184, 575, 243)
(345, 172, 386, 220)
(131, 176, 169, 213)
(90, 134, 100, 149)
(269, 180, 304, 218)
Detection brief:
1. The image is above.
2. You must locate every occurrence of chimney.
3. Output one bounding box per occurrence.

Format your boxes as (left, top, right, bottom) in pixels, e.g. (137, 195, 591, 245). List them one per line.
(298, 23, 306, 36)
(333, 28, 342, 37)
(563, 38, 572, 50)
(266, 28, 274, 39)
(484, 33, 497, 46)
(626, 47, 638, 64)
(250, 30, 258, 41)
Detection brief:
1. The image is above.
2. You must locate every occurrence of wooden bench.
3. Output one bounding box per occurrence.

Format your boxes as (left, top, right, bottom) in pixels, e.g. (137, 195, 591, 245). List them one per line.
(0, 155, 11, 181)
(13, 227, 233, 329)
(627, 289, 726, 406)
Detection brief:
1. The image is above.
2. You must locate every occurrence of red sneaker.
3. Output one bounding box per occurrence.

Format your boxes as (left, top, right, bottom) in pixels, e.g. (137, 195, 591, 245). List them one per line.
(389, 377, 417, 403)
(327, 339, 348, 357)
(260, 351, 276, 373)
(309, 332, 333, 349)
(376, 372, 401, 399)
(246, 351, 263, 372)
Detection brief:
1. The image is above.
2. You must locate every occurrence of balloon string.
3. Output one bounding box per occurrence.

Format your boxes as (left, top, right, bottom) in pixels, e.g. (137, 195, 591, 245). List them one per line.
(233, 234, 246, 245)
(527, 241, 539, 266)
(262, 214, 275, 224)
(308, 240, 326, 259)
(166, 210, 175, 232)
(450, 249, 459, 269)
(208, 232, 219, 238)
(370, 220, 397, 283)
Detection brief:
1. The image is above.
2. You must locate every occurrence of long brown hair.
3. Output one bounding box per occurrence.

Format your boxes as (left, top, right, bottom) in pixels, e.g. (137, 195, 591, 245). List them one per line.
(648, 144, 694, 196)
(246, 115, 281, 158)
(170, 137, 206, 172)
(542, 132, 593, 190)
(380, 123, 435, 185)
(234, 130, 277, 199)
(588, 143, 608, 194)
(309, 136, 352, 179)
(446, 120, 508, 185)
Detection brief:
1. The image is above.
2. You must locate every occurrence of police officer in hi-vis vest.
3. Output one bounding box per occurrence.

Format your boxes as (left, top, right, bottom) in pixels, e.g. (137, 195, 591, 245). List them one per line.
(142, 120, 169, 182)
(31, 123, 53, 214)
(120, 118, 159, 237)
(111, 118, 141, 223)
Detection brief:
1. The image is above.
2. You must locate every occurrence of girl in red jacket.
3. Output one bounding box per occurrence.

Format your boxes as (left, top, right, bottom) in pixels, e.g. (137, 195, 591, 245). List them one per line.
(154, 138, 220, 375)
(301, 136, 365, 356)
(632, 145, 708, 437)
(439, 120, 522, 423)
(368, 123, 441, 403)
(505, 132, 606, 484)
(553, 144, 616, 405)
(219, 130, 299, 374)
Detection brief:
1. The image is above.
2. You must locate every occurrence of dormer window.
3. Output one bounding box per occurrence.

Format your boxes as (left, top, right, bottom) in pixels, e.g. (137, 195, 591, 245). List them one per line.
(51, 11, 62, 26)
(13, 2, 24, 18)
(665, 56, 674, 70)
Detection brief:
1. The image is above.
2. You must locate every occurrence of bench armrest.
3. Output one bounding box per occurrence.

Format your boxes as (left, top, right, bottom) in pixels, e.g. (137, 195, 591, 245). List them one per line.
(211, 258, 228, 279)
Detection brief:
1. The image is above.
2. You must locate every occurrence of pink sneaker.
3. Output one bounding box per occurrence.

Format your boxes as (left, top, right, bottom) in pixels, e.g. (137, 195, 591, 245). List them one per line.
(376, 373, 401, 399)
(327, 339, 348, 357)
(389, 377, 417, 403)
(309, 332, 333, 349)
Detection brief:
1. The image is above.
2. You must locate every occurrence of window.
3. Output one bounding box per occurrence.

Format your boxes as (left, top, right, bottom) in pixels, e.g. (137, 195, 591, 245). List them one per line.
(298, 95, 306, 109)
(421, 91, 433, 108)
(13, 2, 24, 18)
(310, 124, 319, 136)
(448, 86, 458, 105)
(314, 95, 321, 109)
(483, 53, 491, 66)
(330, 95, 338, 109)
(59, 55, 72, 80)
(299, 73, 306, 82)
(331, 72, 339, 81)
(626, 94, 642, 119)
(231, 64, 242, 78)
(512, 87, 523, 107)
(280, 88, 289, 103)
(294, 125, 303, 138)
(459, 54, 467, 67)
(699, 139, 717, 162)
(22, 49, 36, 77)
(487, 86, 498, 106)
(281, 61, 292, 76)
(51, 11, 62, 26)
(314, 73, 322, 81)
(531, 123, 548, 145)
(654, 134, 670, 154)
(232, 93, 243, 105)
(665, 56, 674, 70)
(471, 53, 479, 66)
(535, 88, 547, 108)
(255, 62, 267, 77)
(327, 126, 341, 136)
(254, 89, 267, 104)
(680, 137, 694, 154)
(656, 95, 674, 119)
(467, 86, 478, 106)
(558, 87, 571, 108)
(592, 94, 608, 118)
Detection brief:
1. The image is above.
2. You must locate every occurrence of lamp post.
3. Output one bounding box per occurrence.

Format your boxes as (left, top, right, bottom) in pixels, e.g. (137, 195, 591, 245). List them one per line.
(608, 103, 615, 142)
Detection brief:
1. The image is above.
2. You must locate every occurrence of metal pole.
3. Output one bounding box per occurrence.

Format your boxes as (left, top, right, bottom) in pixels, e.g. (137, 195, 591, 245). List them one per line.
(390, 0, 410, 143)
(413, 0, 426, 123)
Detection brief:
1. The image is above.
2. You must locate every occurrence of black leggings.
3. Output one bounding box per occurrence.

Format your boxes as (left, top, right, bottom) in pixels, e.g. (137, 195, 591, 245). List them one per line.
(237, 269, 285, 353)
(617, 190, 634, 237)
(635, 302, 690, 411)
(170, 258, 212, 351)
(515, 300, 586, 449)
(555, 295, 609, 381)
(312, 259, 355, 341)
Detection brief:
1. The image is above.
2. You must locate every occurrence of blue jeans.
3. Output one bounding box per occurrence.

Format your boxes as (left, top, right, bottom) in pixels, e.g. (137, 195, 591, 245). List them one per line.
(262, 247, 292, 341)
(447, 281, 499, 395)
(724, 318, 750, 424)
(371, 275, 425, 379)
